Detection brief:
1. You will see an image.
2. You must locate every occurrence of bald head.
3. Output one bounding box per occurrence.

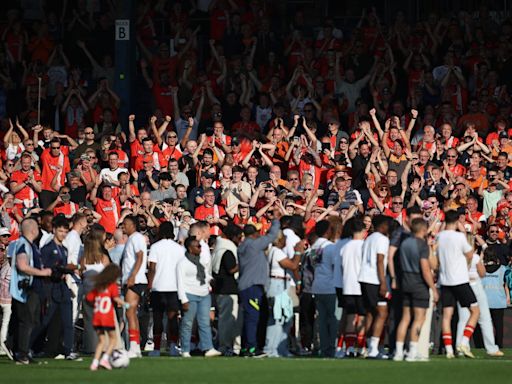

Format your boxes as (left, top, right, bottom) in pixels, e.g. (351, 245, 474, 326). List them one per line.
(21, 218, 39, 241)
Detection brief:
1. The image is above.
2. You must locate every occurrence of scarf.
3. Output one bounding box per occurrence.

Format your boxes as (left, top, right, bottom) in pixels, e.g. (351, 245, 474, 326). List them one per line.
(185, 251, 206, 285)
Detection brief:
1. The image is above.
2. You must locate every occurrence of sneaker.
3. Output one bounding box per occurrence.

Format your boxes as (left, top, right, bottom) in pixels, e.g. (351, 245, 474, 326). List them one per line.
(335, 347, 345, 359)
(15, 357, 30, 365)
(127, 347, 142, 359)
(1, 342, 14, 360)
(66, 352, 82, 361)
(250, 350, 267, 358)
(148, 350, 161, 357)
(181, 352, 191, 358)
(296, 347, 312, 356)
(54, 354, 66, 360)
(405, 355, 418, 362)
(393, 353, 404, 362)
(90, 361, 99, 371)
(99, 358, 112, 370)
(168, 343, 181, 357)
(446, 352, 455, 359)
(367, 352, 389, 360)
(204, 348, 222, 357)
(488, 350, 504, 357)
(457, 345, 475, 359)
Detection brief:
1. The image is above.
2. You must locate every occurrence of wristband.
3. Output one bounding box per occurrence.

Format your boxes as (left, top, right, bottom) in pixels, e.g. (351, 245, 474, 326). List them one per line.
(296, 280, 302, 285)
(294, 251, 302, 256)
(123, 303, 131, 310)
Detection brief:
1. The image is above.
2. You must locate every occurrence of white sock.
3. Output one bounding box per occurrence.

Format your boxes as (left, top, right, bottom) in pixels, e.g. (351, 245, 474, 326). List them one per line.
(92, 358, 99, 365)
(130, 341, 140, 350)
(446, 345, 454, 355)
(395, 341, 404, 356)
(461, 336, 470, 347)
(408, 342, 418, 358)
(369, 337, 380, 356)
(101, 353, 109, 361)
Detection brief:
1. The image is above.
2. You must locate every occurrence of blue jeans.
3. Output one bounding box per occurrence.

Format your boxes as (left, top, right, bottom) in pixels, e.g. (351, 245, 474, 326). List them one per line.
(264, 278, 292, 357)
(180, 293, 213, 353)
(315, 293, 337, 357)
(239, 285, 264, 350)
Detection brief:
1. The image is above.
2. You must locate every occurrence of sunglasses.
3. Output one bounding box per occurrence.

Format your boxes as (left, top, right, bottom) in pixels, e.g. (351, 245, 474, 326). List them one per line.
(289, 178, 298, 181)
(168, 135, 177, 139)
(0, 235, 9, 238)
(447, 155, 457, 158)
(304, 188, 313, 191)
(489, 230, 499, 233)
(392, 202, 403, 205)
(265, 189, 275, 192)
(85, 131, 94, 135)
(51, 146, 61, 149)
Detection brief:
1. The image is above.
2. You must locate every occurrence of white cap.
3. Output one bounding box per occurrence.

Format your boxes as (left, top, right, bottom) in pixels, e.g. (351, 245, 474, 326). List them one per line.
(0, 227, 10, 236)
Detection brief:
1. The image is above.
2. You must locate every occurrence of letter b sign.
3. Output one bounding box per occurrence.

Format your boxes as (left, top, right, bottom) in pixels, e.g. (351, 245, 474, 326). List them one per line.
(116, 20, 130, 41)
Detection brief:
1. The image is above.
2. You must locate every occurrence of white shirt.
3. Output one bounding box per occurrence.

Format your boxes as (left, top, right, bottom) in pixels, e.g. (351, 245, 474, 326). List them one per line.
(63, 229, 82, 265)
(100, 167, 128, 186)
(121, 232, 148, 285)
(358, 232, 389, 285)
(176, 256, 210, 303)
(39, 230, 53, 249)
(283, 229, 301, 259)
(268, 246, 287, 277)
(342, 239, 364, 295)
(437, 230, 472, 286)
(148, 239, 185, 292)
(200, 239, 212, 281)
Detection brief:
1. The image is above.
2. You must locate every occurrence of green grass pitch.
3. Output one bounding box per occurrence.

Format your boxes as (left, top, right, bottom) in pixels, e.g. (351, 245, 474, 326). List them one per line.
(1, 350, 510, 384)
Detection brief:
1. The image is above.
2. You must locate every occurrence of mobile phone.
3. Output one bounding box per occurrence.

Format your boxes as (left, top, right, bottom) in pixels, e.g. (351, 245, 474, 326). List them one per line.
(321, 142, 330, 151)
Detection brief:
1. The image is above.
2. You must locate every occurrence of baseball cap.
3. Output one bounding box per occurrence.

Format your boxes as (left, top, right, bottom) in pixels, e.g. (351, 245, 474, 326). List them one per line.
(201, 172, 215, 179)
(499, 131, 508, 139)
(182, 211, 192, 218)
(339, 131, 349, 141)
(0, 227, 10, 236)
(329, 118, 340, 126)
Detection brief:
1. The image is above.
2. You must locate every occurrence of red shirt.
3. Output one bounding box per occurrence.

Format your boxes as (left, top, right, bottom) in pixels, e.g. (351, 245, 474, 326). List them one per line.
(10, 170, 42, 202)
(86, 283, 119, 328)
(54, 202, 79, 218)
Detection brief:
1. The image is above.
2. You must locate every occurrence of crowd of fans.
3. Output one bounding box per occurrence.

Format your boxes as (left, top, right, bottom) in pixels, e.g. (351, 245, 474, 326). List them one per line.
(0, 0, 512, 368)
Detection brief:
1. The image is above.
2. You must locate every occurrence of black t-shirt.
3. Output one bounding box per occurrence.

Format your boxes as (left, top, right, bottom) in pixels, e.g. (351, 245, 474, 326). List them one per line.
(398, 236, 429, 293)
(213, 250, 238, 294)
(69, 185, 87, 206)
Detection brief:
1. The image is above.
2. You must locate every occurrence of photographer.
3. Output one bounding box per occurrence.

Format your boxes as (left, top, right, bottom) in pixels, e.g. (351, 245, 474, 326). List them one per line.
(9, 218, 52, 365)
(31, 216, 79, 360)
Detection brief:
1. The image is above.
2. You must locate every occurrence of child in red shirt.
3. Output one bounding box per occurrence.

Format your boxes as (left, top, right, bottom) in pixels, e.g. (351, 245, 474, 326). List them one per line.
(86, 264, 132, 371)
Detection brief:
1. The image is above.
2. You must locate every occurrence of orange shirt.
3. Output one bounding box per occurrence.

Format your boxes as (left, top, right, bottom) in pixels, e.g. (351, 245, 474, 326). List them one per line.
(41, 148, 71, 192)
(110, 149, 129, 168)
(161, 145, 183, 162)
(194, 204, 226, 235)
(95, 198, 121, 234)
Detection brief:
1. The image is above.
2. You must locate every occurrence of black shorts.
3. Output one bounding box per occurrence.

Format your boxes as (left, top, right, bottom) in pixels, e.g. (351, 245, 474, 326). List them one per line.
(94, 326, 115, 332)
(402, 289, 430, 309)
(441, 284, 477, 308)
(341, 295, 366, 315)
(151, 291, 180, 312)
(124, 284, 148, 297)
(361, 282, 388, 311)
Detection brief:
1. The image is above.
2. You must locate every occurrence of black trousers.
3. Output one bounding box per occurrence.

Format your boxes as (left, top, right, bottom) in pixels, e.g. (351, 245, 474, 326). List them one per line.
(31, 297, 74, 356)
(12, 292, 41, 359)
(299, 293, 315, 349)
(490, 308, 504, 348)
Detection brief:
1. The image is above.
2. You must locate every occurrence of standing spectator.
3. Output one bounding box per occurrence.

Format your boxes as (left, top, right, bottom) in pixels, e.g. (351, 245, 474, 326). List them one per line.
(39, 138, 71, 208)
(237, 209, 281, 357)
(0, 240, 12, 359)
(211, 223, 243, 356)
(177, 236, 221, 358)
(9, 218, 52, 364)
(147, 222, 185, 357)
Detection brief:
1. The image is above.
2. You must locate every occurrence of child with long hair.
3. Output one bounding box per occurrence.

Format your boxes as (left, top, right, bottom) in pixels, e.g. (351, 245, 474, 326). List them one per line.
(85, 264, 132, 371)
